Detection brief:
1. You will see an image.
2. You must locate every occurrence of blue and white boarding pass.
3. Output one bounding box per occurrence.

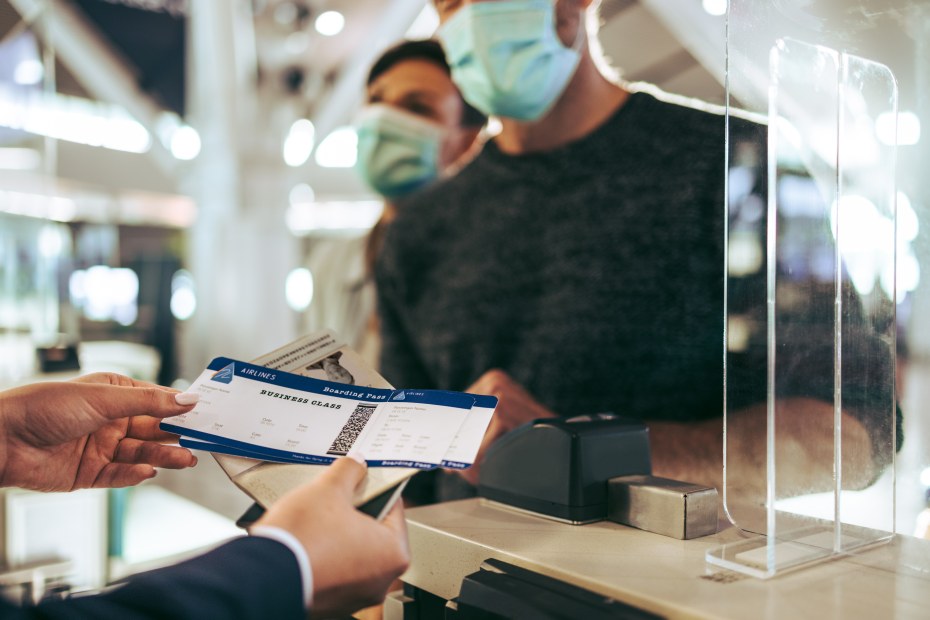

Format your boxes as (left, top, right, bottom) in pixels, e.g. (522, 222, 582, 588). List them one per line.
(180, 392, 500, 468)
(162, 357, 490, 469)
(440, 395, 497, 469)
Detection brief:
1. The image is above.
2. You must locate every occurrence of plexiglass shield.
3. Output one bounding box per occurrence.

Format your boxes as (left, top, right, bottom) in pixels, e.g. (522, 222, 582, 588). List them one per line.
(707, 0, 909, 578)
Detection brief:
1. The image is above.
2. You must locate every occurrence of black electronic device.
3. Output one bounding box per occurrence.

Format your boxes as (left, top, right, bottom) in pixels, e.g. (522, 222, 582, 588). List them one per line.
(36, 343, 80, 373)
(477, 415, 651, 523)
(450, 558, 663, 619)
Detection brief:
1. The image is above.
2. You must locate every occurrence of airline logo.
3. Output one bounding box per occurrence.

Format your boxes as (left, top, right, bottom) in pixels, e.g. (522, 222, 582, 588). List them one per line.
(211, 362, 235, 384)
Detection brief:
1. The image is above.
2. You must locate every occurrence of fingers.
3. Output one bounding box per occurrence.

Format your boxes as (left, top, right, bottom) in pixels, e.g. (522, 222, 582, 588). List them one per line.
(466, 368, 513, 395)
(115, 438, 197, 469)
(94, 463, 157, 488)
(73, 373, 162, 389)
(377, 502, 411, 575)
(90, 384, 197, 423)
(317, 455, 368, 498)
(127, 416, 186, 442)
(379, 500, 408, 539)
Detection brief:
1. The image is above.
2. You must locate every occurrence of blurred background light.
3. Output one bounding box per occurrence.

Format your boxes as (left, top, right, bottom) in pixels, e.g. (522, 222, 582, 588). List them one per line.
(286, 200, 382, 234)
(169, 125, 202, 160)
(727, 230, 764, 276)
(13, 58, 43, 85)
(37, 225, 65, 258)
(0, 147, 41, 171)
(315, 11, 345, 36)
(70, 265, 139, 325)
(170, 270, 197, 321)
(898, 192, 919, 243)
(876, 110, 921, 146)
(285, 267, 314, 310)
(702, 0, 728, 17)
(0, 92, 151, 153)
(283, 118, 316, 167)
(314, 127, 357, 168)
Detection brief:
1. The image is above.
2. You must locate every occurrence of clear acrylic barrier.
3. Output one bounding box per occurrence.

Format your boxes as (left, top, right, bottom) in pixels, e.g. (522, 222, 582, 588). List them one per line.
(708, 0, 904, 578)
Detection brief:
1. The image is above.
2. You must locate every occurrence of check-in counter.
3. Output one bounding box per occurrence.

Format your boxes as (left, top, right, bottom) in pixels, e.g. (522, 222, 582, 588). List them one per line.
(396, 498, 930, 619)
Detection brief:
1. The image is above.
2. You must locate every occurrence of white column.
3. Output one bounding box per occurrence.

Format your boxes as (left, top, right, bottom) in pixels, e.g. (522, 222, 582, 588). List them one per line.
(179, 0, 298, 378)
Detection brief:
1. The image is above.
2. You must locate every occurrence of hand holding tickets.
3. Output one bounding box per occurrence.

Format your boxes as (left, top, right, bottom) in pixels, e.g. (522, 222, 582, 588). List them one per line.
(254, 455, 410, 616)
(161, 357, 496, 471)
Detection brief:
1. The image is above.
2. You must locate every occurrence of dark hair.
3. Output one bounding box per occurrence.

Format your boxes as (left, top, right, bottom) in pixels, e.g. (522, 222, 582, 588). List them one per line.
(366, 39, 487, 128)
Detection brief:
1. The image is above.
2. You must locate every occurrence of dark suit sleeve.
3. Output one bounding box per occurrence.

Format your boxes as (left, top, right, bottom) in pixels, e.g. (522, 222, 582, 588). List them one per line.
(1, 537, 304, 620)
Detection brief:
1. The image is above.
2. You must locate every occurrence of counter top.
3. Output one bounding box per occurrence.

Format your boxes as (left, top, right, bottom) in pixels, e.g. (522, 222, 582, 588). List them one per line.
(403, 498, 930, 619)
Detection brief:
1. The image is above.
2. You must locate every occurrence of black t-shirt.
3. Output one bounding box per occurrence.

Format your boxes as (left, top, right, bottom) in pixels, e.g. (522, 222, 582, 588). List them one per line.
(376, 91, 900, 454)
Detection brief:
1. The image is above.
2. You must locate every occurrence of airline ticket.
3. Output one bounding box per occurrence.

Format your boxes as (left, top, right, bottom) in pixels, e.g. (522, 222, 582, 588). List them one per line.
(162, 357, 496, 469)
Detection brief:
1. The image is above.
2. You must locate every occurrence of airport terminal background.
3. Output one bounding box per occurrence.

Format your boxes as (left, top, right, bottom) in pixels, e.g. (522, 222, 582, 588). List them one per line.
(0, 0, 928, 605)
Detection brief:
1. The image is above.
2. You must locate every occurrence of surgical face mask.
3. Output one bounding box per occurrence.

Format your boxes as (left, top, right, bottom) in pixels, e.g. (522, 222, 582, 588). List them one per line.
(438, 0, 583, 121)
(354, 104, 446, 200)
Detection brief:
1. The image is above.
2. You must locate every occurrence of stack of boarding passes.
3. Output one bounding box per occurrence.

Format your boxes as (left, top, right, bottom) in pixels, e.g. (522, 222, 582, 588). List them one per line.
(160, 330, 496, 513)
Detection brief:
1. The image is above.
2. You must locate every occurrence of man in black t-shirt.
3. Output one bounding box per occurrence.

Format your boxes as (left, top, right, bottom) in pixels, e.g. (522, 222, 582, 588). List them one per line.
(377, 0, 897, 502)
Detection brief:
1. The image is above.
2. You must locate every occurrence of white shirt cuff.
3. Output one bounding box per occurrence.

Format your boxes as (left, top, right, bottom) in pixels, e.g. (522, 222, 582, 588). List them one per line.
(250, 525, 313, 609)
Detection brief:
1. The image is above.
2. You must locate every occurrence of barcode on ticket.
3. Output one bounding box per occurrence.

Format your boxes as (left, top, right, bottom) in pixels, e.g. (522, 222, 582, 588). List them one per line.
(326, 403, 377, 456)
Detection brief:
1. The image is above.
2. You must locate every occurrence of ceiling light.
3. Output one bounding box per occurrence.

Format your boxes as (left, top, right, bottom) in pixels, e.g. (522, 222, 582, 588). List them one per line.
(0, 92, 151, 153)
(171, 270, 197, 321)
(314, 127, 357, 168)
(285, 268, 314, 311)
(171, 287, 197, 321)
(170, 125, 201, 160)
(13, 59, 44, 85)
(702, 0, 727, 17)
(283, 118, 315, 167)
(315, 11, 345, 36)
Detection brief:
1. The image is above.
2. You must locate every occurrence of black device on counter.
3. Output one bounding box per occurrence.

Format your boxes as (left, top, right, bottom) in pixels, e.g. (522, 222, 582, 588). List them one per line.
(36, 343, 80, 373)
(477, 415, 651, 523)
(450, 558, 663, 619)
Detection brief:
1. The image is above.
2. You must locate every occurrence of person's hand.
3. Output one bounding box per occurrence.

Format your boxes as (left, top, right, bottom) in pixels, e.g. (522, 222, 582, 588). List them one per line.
(256, 456, 410, 618)
(459, 369, 557, 486)
(0, 373, 198, 492)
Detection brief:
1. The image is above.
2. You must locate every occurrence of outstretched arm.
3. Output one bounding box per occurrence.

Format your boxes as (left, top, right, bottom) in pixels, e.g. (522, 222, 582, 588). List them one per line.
(0, 373, 198, 492)
(29, 457, 409, 620)
(457, 370, 877, 497)
(648, 398, 875, 497)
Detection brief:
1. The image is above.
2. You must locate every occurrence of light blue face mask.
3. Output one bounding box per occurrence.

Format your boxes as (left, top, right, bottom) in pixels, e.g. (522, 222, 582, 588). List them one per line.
(354, 104, 446, 200)
(438, 0, 583, 121)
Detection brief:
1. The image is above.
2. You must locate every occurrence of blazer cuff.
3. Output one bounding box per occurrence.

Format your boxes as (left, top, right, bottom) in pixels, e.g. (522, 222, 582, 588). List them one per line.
(250, 526, 313, 608)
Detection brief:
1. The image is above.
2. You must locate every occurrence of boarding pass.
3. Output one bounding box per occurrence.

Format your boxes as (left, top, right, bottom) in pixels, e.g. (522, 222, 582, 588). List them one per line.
(162, 357, 496, 469)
